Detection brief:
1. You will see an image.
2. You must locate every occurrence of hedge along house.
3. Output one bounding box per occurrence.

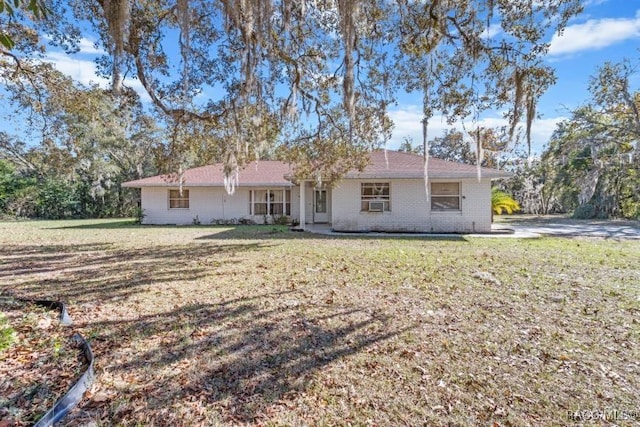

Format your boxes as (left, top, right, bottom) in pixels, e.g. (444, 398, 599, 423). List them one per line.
(123, 150, 512, 233)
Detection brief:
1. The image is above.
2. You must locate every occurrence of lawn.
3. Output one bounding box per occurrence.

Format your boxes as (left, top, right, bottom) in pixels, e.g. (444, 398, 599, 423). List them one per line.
(1, 219, 639, 426)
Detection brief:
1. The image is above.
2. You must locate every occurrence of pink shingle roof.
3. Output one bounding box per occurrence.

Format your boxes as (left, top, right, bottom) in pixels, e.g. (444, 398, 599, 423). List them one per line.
(122, 161, 295, 188)
(347, 150, 512, 179)
(123, 150, 511, 188)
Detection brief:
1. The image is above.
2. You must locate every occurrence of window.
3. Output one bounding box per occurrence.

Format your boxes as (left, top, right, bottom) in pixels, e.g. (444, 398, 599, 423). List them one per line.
(431, 182, 460, 211)
(169, 189, 189, 209)
(361, 182, 390, 212)
(249, 189, 291, 215)
(252, 190, 269, 215)
(315, 190, 327, 213)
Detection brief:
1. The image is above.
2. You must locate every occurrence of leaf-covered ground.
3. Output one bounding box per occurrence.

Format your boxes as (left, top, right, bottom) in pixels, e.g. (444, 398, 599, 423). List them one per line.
(1, 219, 639, 426)
(0, 299, 84, 425)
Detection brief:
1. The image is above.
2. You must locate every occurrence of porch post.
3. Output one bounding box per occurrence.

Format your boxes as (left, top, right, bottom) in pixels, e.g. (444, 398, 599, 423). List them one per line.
(299, 181, 306, 230)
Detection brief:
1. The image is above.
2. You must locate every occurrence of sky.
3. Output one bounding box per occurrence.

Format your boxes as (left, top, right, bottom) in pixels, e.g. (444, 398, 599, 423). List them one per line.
(4, 0, 640, 155)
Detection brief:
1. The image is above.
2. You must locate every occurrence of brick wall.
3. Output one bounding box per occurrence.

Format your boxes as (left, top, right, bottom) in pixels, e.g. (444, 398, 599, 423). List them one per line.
(330, 178, 492, 233)
(141, 186, 301, 225)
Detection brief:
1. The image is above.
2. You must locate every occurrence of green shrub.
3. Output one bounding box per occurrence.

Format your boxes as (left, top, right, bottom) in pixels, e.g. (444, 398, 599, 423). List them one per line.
(573, 204, 596, 219)
(491, 188, 521, 215)
(0, 313, 16, 353)
(620, 200, 640, 219)
(134, 207, 146, 224)
(272, 215, 290, 225)
(573, 202, 609, 219)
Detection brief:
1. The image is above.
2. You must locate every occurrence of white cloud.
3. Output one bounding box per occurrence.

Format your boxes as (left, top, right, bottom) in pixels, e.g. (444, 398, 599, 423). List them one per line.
(386, 106, 448, 147)
(583, 0, 610, 6)
(77, 37, 105, 55)
(42, 35, 105, 55)
(387, 105, 566, 154)
(45, 52, 106, 86)
(525, 116, 567, 150)
(43, 52, 150, 102)
(481, 23, 502, 39)
(548, 11, 640, 56)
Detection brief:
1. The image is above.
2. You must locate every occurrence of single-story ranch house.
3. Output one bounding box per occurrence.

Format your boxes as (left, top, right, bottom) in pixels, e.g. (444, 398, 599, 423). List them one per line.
(123, 150, 511, 233)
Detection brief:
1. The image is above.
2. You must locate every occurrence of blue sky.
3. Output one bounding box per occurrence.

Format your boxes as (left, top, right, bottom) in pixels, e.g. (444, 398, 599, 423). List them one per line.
(4, 0, 640, 155)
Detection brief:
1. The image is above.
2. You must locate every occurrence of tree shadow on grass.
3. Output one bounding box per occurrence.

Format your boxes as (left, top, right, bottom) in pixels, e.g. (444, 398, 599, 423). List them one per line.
(76, 292, 416, 425)
(0, 241, 276, 304)
(46, 220, 140, 229)
(43, 219, 469, 242)
(196, 227, 469, 242)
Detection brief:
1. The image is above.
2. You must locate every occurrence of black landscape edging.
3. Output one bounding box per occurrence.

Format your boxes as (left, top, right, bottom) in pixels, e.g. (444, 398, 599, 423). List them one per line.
(33, 332, 95, 427)
(17, 298, 95, 427)
(27, 299, 73, 326)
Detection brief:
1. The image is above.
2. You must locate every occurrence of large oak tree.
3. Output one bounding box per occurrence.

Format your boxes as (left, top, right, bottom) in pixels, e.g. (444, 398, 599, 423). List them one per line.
(2, 0, 583, 189)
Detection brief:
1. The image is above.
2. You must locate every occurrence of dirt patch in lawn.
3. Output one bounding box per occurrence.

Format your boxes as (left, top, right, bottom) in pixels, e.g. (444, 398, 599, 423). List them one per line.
(1, 220, 639, 425)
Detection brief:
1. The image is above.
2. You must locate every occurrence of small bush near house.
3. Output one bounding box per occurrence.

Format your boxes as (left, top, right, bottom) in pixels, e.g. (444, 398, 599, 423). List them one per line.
(134, 207, 146, 224)
(491, 188, 521, 215)
(272, 215, 290, 225)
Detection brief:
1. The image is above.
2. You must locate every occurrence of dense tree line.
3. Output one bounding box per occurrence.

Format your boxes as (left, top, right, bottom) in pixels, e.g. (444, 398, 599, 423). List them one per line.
(508, 60, 640, 219)
(0, 65, 161, 219)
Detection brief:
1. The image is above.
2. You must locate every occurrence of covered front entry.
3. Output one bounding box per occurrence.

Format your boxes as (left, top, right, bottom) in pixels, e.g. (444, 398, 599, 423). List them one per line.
(298, 181, 331, 229)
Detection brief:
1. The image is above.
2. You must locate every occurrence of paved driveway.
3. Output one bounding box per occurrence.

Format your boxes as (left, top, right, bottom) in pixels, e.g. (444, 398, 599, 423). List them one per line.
(497, 216, 640, 240)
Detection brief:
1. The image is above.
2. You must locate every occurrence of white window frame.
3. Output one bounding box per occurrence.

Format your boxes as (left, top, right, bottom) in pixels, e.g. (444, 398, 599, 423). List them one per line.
(361, 182, 391, 212)
(168, 189, 189, 209)
(249, 189, 291, 216)
(431, 182, 461, 211)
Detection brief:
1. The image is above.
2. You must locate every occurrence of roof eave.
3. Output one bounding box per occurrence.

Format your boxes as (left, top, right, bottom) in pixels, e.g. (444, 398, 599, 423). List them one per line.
(344, 173, 513, 180)
(122, 182, 294, 188)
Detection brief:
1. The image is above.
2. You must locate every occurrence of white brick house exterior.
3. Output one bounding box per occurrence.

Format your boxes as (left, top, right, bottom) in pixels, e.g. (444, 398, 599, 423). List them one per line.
(330, 179, 492, 233)
(123, 151, 511, 233)
(138, 186, 301, 225)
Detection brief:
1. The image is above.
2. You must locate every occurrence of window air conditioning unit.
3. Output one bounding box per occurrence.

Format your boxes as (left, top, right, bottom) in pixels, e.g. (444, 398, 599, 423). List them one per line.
(368, 201, 385, 212)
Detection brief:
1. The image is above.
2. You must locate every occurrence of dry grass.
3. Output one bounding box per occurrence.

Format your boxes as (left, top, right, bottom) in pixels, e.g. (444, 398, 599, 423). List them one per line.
(1, 219, 639, 426)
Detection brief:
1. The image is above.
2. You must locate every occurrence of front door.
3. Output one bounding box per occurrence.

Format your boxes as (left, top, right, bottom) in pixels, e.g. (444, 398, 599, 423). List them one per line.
(314, 189, 329, 223)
